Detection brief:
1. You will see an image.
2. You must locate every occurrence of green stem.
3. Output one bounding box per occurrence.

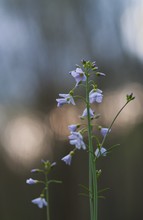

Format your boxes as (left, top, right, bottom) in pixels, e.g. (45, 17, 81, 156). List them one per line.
(101, 100, 130, 148)
(86, 74, 98, 220)
(45, 173, 50, 220)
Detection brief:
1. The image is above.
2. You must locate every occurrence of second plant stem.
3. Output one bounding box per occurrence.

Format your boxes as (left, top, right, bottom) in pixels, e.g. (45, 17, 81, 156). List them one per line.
(45, 173, 50, 220)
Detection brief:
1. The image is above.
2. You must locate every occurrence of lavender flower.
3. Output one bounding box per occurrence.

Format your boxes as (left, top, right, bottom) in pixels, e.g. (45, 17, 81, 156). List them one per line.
(101, 128, 111, 137)
(68, 124, 78, 132)
(69, 68, 86, 86)
(62, 153, 72, 165)
(69, 132, 86, 150)
(81, 108, 94, 118)
(26, 178, 37, 185)
(95, 147, 107, 158)
(89, 89, 103, 103)
(32, 197, 47, 208)
(31, 168, 42, 173)
(56, 93, 75, 107)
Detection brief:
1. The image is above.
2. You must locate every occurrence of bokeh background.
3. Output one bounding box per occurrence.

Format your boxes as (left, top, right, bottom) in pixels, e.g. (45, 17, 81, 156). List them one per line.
(0, 0, 143, 219)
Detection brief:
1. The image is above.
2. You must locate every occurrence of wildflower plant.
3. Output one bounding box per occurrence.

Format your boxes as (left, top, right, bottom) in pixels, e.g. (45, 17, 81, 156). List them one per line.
(26, 160, 61, 219)
(58, 59, 134, 220)
(26, 59, 135, 220)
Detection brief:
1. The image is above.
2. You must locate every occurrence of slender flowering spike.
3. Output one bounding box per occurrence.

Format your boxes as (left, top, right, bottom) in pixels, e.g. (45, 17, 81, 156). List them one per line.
(89, 89, 103, 103)
(68, 124, 79, 132)
(69, 68, 86, 86)
(81, 108, 94, 118)
(62, 153, 72, 165)
(95, 147, 107, 158)
(56, 93, 75, 107)
(69, 132, 86, 150)
(101, 128, 111, 137)
(32, 197, 47, 208)
(26, 178, 37, 185)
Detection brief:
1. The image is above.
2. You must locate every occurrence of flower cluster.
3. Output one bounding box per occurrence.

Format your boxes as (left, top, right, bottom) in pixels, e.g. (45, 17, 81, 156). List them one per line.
(26, 160, 60, 209)
(56, 60, 111, 166)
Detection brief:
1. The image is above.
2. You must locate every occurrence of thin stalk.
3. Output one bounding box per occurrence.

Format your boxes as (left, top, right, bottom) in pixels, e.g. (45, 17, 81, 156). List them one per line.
(92, 161, 98, 220)
(101, 100, 130, 148)
(86, 75, 98, 220)
(45, 173, 50, 220)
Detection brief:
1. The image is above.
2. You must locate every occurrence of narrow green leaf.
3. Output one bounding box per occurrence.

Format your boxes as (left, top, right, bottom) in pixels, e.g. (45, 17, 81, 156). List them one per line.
(48, 180, 62, 185)
(79, 184, 91, 193)
(79, 193, 91, 199)
(98, 187, 110, 194)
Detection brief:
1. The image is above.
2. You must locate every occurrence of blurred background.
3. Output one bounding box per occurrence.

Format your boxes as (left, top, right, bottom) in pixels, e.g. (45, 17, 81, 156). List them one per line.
(0, 0, 143, 219)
